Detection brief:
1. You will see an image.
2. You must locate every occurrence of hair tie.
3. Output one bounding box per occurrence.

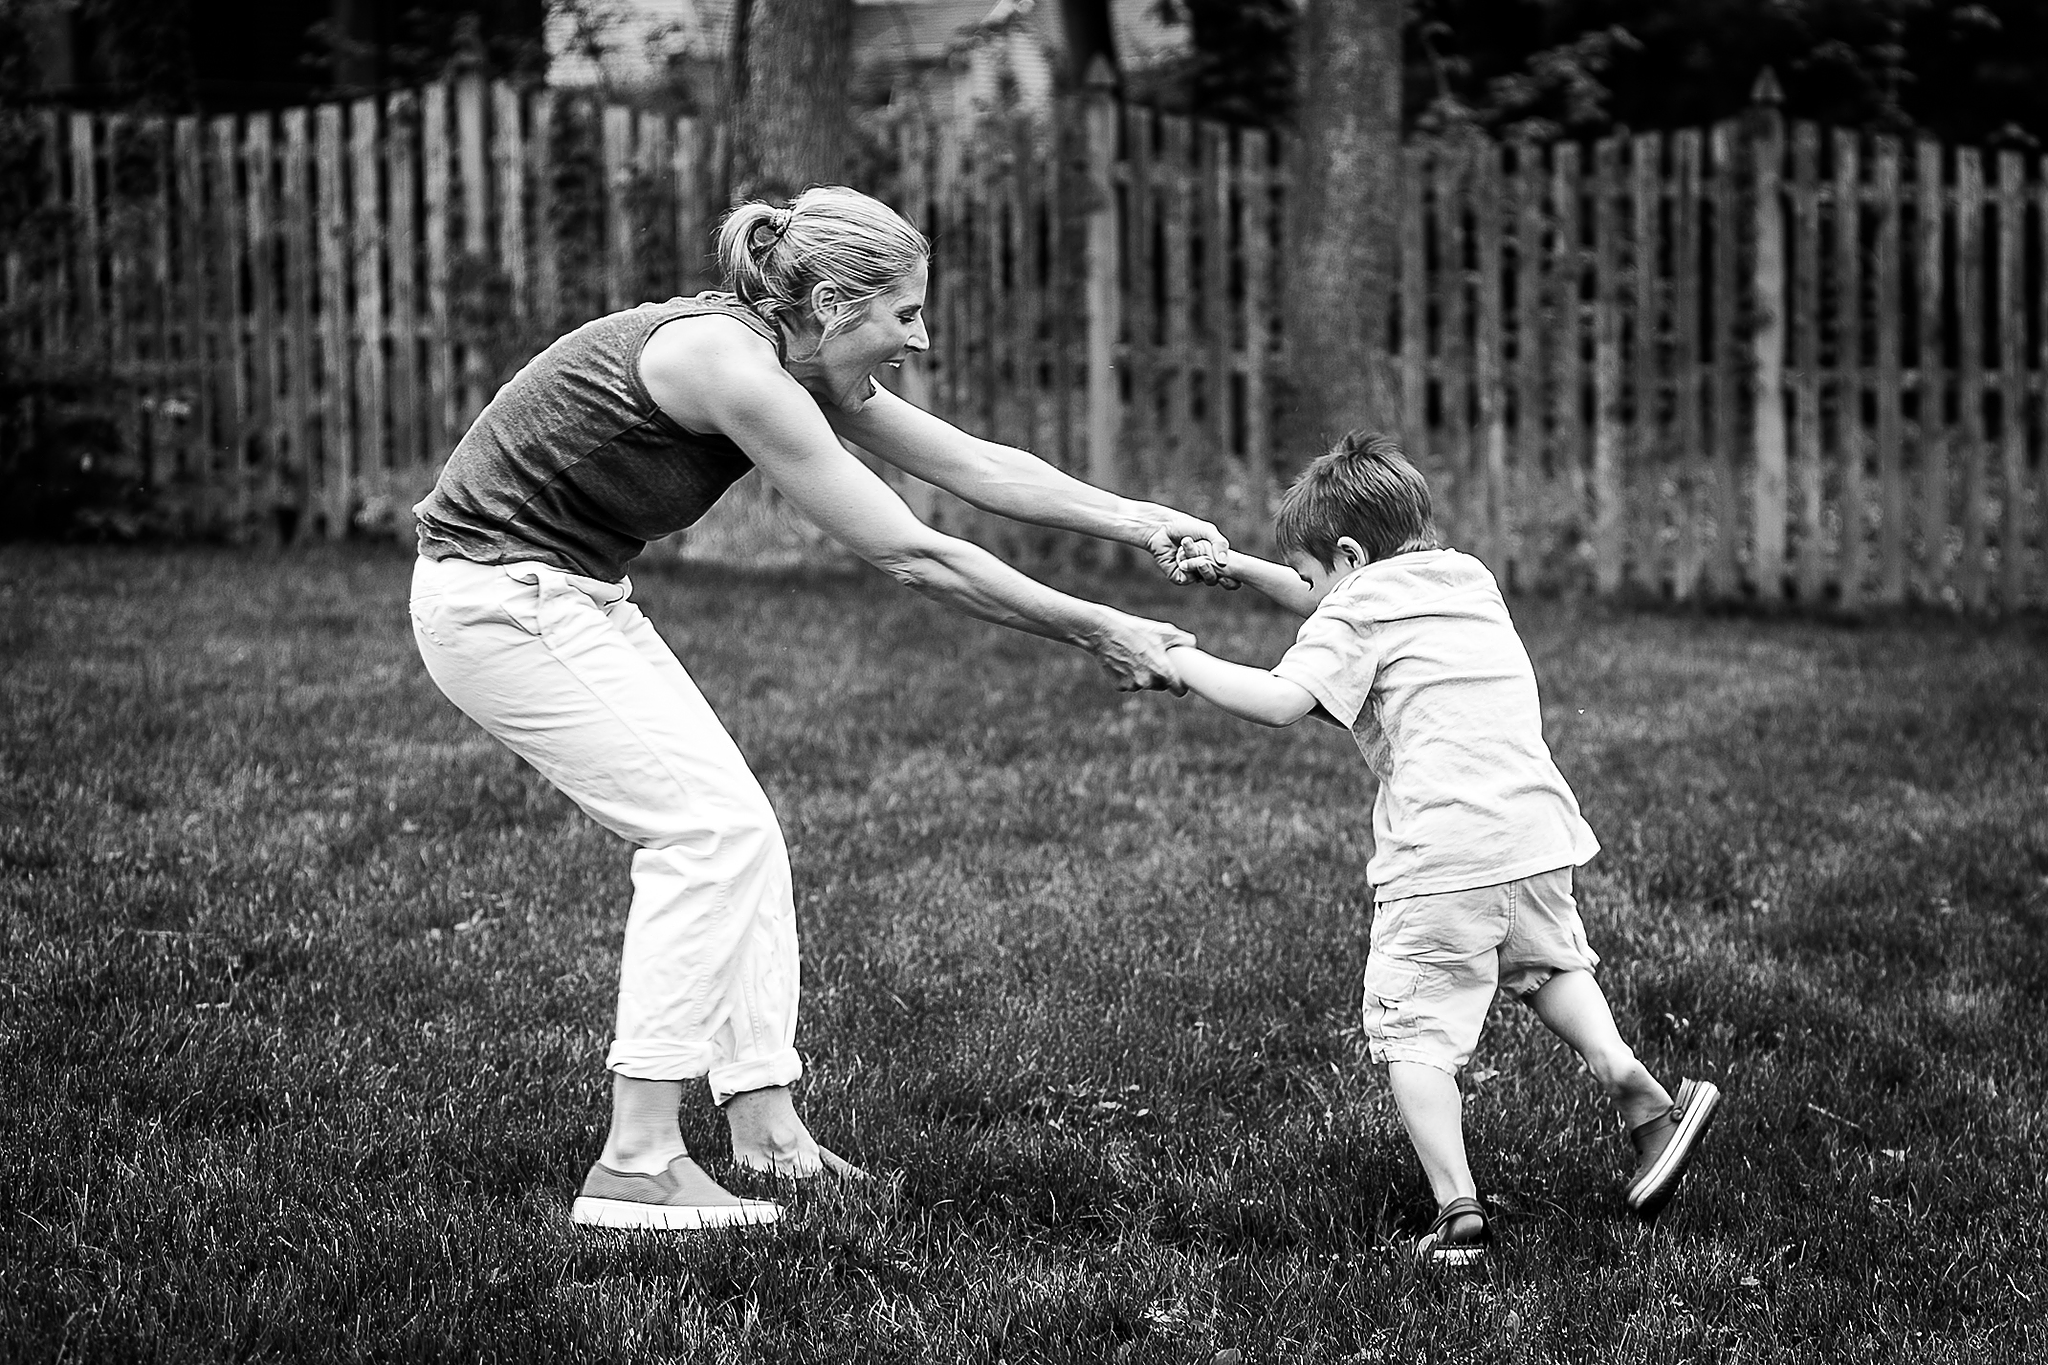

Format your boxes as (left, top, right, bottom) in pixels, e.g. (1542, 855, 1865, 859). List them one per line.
(751, 207, 794, 257)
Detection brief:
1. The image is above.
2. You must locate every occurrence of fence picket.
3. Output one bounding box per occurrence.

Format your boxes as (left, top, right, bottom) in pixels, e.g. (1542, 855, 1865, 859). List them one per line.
(208, 115, 249, 527)
(1708, 122, 1741, 595)
(1200, 120, 1230, 492)
(1672, 129, 1705, 599)
(1865, 138, 1902, 602)
(1789, 123, 1824, 602)
(1012, 117, 1047, 466)
(1399, 142, 1429, 473)
(69, 113, 102, 361)
(1474, 138, 1508, 576)
(1159, 116, 1192, 499)
(244, 113, 282, 525)
(1240, 128, 1274, 537)
(2036, 157, 2048, 607)
(350, 98, 387, 505)
(1630, 131, 1663, 594)
(635, 110, 667, 307)
(314, 103, 352, 539)
(1916, 139, 1948, 598)
(142, 114, 180, 487)
(1833, 130, 1865, 610)
(1439, 140, 1476, 545)
(670, 114, 704, 295)
(386, 92, 421, 473)
(530, 89, 559, 331)
(1511, 143, 1547, 589)
(422, 83, 455, 468)
(1590, 135, 1624, 595)
(1994, 151, 2027, 609)
(1549, 141, 1586, 591)
(1955, 147, 1986, 609)
(280, 109, 314, 520)
(1123, 104, 1157, 489)
(1749, 112, 1788, 597)
(494, 83, 528, 327)
(457, 75, 489, 427)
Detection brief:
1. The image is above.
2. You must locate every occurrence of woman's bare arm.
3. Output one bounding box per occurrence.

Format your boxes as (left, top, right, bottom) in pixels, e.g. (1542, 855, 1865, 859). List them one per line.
(641, 320, 1195, 691)
(826, 385, 1229, 581)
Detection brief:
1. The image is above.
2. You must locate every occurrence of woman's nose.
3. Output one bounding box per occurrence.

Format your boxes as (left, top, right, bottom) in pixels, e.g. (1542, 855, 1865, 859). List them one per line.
(907, 319, 930, 352)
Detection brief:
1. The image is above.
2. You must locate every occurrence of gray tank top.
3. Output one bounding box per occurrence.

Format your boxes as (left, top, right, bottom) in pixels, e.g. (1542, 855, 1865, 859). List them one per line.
(413, 293, 776, 582)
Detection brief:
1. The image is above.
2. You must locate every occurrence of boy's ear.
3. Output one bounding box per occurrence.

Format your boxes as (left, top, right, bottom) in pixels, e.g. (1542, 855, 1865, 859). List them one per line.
(1335, 536, 1369, 568)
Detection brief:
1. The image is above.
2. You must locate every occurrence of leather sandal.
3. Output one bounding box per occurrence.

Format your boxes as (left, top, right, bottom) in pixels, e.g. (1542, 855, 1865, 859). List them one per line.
(1414, 1195, 1490, 1267)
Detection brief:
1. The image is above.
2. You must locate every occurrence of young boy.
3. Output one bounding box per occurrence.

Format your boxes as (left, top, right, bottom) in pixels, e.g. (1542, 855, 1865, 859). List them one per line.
(1168, 431, 1719, 1265)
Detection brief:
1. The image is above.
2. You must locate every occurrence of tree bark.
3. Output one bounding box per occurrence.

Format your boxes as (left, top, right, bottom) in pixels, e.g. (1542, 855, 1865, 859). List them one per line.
(727, 0, 855, 204)
(1281, 0, 1403, 464)
(1051, 0, 1118, 89)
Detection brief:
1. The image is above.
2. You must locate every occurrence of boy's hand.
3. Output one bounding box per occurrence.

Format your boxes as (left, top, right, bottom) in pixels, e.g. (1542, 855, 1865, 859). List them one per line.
(1089, 610, 1195, 694)
(1173, 537, 1241, 589)
(1144, 517, 1231, 586)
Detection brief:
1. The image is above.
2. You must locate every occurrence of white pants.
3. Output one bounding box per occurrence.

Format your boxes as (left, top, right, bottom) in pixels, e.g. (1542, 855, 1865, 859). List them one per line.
(408, 555, 802, 1102)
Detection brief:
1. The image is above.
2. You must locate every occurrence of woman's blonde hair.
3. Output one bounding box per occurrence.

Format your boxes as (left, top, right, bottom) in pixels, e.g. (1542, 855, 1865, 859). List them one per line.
(715, 186, 929, 347)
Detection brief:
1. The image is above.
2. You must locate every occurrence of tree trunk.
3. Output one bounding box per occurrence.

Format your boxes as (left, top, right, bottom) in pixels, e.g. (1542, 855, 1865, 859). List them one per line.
(1051, 0, 1117, 89)
(1281, 0, 1403, 465)
(727, 0, 856, 204)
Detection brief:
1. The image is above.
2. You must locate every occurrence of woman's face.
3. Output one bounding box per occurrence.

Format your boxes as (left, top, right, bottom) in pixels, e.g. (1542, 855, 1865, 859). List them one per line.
(791, 261, 930, 413)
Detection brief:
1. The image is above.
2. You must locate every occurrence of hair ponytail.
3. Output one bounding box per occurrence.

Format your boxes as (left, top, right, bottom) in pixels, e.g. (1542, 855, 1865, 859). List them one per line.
(714, 186, 928, 346)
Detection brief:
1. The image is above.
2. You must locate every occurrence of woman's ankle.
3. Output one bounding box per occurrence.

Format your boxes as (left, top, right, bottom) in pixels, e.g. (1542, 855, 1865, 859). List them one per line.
(597, 1136, 689, 1175)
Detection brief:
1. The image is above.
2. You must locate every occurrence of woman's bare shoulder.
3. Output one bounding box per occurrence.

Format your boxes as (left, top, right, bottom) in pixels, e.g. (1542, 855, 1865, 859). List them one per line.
(640, 310, 789, 428)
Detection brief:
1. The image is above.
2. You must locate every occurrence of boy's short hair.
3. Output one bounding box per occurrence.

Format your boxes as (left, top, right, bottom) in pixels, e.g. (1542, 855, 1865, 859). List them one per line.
(1274, 430, 1441, 568)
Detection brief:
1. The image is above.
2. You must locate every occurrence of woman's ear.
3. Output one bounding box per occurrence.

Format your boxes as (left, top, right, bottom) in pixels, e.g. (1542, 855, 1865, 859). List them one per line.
(806, 280, 841, 325)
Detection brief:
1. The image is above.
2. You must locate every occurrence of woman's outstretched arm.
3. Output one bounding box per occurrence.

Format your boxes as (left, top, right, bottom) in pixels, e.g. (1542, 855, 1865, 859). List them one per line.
(645, 324, 1196, 692)
(826, 385, 1230, 583)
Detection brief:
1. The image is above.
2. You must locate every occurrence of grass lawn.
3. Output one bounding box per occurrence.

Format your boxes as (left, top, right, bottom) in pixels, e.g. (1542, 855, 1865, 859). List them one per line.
(2, 543, 2045, 1363)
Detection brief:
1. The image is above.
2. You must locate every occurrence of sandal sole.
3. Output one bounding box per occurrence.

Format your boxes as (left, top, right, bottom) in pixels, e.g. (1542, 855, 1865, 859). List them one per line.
(1626, 1081, 1722, 1218)
(570, 1195, 781, 1230)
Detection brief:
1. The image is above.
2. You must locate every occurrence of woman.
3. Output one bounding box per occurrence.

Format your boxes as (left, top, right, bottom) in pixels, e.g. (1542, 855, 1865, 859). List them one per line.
(408, 185, 1230, 1230)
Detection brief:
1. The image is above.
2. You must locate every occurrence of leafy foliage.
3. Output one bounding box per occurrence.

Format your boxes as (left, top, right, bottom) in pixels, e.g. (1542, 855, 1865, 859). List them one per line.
(1406, 0, 2048, 143)
(1151, 0, 2048, 142)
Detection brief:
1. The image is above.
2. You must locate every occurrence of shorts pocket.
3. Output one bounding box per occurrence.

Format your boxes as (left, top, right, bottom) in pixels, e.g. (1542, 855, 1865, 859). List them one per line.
(1360, 957, 1420, 1044)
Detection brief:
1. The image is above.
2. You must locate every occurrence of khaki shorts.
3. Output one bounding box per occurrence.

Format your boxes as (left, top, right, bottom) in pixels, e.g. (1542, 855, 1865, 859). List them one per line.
(1362, 866, 1600, 1075)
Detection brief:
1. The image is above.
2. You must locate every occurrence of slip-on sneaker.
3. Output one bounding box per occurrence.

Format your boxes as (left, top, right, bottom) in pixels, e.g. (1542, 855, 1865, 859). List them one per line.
(1624, 1078, 1722, 1220)
(570, 1155, 781, 1230)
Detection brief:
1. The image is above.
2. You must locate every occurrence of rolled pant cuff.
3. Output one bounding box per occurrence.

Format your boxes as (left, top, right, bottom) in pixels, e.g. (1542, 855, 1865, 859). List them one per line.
(708, 1048, 804, 1106)
(605, 1039, 722, 1082)
(1370, 1045, 1464, 1076)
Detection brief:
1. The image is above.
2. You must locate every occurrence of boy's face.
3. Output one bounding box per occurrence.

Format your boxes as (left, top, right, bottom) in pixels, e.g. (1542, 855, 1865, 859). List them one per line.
(1286, 537, 1369, 606)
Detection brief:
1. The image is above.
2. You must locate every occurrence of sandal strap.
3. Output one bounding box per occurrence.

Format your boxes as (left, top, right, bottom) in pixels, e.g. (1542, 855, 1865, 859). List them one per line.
(1429, 1196, 1487, 1233)
(1629, 1109, 1677, 1152)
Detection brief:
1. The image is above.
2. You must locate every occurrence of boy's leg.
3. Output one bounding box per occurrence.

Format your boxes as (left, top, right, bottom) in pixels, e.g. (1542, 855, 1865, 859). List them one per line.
(1385, 1062, 1478, 1207)
(1525, 969, 1671, 1128)
(1364, 884, 1507, 1251)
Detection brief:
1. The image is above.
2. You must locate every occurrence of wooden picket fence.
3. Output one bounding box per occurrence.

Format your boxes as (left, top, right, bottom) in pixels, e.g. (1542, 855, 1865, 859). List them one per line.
(5, 76, 2044, 608)
(1, 78, 727, 543)
(1398, 98, 2048, 610)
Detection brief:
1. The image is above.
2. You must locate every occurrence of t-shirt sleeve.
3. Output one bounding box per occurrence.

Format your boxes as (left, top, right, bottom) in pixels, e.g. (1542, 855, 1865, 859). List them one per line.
(1270, 604, 1380, 727)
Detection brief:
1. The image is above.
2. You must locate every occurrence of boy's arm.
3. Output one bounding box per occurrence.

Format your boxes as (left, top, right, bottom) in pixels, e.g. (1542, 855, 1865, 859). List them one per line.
(1167, 645, 1321, 727)
(1195, 550, 1322, 617)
